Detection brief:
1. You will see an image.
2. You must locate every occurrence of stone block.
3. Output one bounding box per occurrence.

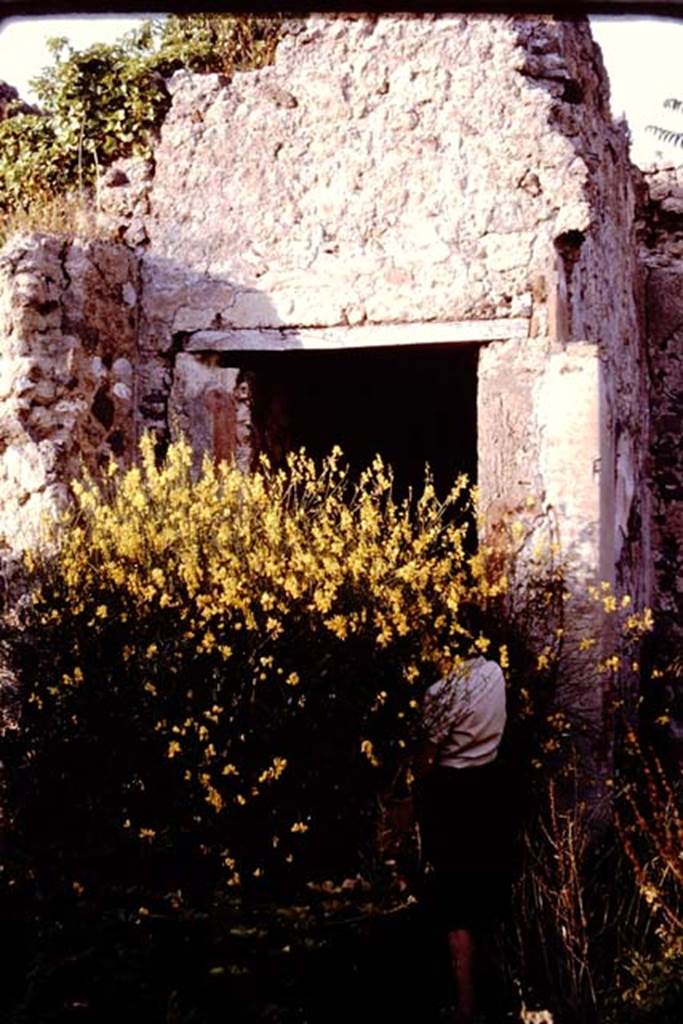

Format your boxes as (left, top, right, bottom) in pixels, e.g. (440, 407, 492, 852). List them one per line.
(537, 343, 600, 573)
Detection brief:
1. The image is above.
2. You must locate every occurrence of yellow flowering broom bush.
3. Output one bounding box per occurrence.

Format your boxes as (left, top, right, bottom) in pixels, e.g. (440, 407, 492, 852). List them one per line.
(2, 436, 505, 906)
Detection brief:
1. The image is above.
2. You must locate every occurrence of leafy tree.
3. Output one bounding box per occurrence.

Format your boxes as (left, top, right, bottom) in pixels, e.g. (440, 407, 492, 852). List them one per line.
(145, 13, 284, 79)
(0, 14, 284, 218)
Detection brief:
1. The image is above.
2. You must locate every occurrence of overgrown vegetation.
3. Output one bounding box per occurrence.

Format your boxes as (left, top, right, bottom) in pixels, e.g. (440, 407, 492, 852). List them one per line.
(0, 439, 504, 1020)
(1, 438, 495, 905)
(0, 14, 284, 243)
(0, 190, 103, 244)
(0, 440, 678, 1023)
(502, 750, 682, 1024)
(609, 738, 683, 1024)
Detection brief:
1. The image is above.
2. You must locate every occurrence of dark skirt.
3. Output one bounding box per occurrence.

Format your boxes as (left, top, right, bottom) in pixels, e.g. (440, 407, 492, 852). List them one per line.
(415, 760, 513, 932)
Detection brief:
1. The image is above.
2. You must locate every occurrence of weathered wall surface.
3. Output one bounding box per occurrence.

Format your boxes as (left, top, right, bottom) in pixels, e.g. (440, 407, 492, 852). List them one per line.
(0, 234, 139, 552)
(169, 355, 255, 472)
(515, 21, 649, 615)
(637, 166, 683, 735)
(473, 16, 647, 625)
(117, 15, 601, 335)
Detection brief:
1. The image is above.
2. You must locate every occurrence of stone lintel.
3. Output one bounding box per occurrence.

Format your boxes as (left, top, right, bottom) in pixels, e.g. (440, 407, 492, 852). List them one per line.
(183, 319, 529, 352)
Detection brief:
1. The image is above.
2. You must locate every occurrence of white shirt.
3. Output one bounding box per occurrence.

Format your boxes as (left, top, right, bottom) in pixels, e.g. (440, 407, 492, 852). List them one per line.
(423, 656, 507, 768)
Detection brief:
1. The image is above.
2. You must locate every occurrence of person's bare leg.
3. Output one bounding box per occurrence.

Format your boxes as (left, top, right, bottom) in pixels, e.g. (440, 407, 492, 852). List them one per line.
(448, 928, 475, 1023)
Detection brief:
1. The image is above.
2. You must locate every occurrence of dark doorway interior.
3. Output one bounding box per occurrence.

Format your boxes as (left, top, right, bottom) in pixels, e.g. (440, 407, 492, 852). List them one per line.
(220, 343, 478, 503)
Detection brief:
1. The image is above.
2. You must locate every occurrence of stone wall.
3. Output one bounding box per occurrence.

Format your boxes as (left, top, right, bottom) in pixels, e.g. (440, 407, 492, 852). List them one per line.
(96, 14, 645, 588)
(517, 21, 649, 612)
(0, 18, 646, 540)
(637, 165, 683, 737)
(107, 14, 610, 332)
(0, 234, 139, 553)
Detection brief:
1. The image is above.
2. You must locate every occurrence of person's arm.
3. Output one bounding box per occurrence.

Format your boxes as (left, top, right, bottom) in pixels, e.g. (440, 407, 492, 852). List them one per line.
(416, 675, 460, 780)
(414, 679, 454, 780)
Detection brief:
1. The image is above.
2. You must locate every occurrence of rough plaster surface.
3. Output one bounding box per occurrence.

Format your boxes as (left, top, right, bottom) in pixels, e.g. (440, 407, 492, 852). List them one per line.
(106, 14, 619, 343)
(537, 343, 600, 570)
(169, 354, 254, 472)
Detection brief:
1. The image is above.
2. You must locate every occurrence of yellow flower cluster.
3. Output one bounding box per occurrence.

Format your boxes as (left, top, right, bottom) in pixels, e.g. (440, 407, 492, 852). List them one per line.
(360, 738, 380, 768)
(34, 435, 642, 887)
(36, 438, 498, 694)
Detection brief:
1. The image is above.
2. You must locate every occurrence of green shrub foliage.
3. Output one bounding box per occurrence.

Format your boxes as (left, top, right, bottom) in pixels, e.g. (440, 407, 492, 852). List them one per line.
(0, 15, 283, 215)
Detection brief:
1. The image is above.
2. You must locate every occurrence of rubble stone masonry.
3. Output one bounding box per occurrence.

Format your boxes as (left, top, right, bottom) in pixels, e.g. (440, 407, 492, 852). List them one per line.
(637, 165, 683, 729)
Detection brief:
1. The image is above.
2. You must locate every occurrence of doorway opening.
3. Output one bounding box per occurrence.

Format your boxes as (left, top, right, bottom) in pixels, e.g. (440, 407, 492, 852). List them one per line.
(218, 342, 479, 504)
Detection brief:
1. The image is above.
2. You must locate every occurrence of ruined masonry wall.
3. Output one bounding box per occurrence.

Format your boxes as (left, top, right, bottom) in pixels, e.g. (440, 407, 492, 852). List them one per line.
(0, 235, 139, 551)
(638, 166, 683, 682)
(101, 14, 644, 589)
(0, 12, 648, 616)
(0, 11, 670, 771)
(132, 14, 597, 336)
(515, 20, 648, 611)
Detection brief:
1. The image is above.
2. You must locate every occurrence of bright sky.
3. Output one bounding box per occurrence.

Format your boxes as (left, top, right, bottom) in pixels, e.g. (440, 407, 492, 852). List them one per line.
(590, 15, 683, 166)
(0, 13, 682, 167)
(0, 15, 152, 96)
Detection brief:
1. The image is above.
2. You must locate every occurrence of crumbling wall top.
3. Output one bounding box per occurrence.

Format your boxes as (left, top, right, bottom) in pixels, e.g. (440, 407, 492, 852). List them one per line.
(95, 13, 625, 341)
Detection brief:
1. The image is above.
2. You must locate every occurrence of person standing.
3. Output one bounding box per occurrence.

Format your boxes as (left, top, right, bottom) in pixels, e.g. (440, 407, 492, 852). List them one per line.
(415, 652, 509, 1024)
